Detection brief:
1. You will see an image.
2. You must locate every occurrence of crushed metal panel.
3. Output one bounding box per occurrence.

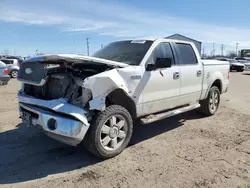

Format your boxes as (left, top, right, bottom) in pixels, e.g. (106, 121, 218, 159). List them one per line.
(83, 69, 130, 111)
(18, 91, 89, 126)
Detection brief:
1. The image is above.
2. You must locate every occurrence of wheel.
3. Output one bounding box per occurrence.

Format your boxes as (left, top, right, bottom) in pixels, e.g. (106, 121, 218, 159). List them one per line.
(238, 69, 244, 72)
(84, 105, 133, 159)
(198, 86, 220, 116)
(10, 70, 18, 78)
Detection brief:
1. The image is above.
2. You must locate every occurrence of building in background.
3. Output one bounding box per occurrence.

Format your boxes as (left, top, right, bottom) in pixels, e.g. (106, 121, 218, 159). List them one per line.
(240, 49, 250, 57)
(165, 34, 202, 55)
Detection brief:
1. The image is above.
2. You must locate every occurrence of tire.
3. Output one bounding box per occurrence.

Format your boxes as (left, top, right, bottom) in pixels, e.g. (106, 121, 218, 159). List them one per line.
(10, 70, 18, 78)
(237, 68, 244, 72)
(84, 105, 133, 159)
(198, 86, 220, 116)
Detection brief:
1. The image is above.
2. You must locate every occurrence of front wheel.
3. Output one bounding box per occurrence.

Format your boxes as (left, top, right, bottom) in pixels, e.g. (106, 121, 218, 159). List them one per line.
(198, 86, 220, 116)
(84, 105, 133, 159)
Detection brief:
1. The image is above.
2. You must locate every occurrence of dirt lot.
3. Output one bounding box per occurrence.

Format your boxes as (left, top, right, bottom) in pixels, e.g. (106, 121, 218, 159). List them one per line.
(0, 73, 250, 188)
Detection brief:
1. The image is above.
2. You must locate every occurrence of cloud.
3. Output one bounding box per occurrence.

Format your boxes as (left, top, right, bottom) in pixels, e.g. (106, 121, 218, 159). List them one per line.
(1, 0, 250, 50)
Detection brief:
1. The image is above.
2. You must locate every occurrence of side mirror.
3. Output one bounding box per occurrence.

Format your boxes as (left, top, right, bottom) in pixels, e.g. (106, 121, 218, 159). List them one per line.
(155, 58, 172, 69)
(146, 58, 172, 71)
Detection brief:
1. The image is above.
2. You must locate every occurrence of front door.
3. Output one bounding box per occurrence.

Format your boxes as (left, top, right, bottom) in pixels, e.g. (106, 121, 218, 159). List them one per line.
(140, 42, 181, 115)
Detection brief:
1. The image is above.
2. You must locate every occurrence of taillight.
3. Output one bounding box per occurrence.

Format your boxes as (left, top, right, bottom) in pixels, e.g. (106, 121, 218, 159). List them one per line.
(227, 68, 230, 79)
(4, 68, 8, 75)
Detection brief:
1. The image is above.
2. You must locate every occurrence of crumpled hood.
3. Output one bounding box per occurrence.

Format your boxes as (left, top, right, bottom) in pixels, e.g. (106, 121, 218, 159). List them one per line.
(23, 54, 129, 68)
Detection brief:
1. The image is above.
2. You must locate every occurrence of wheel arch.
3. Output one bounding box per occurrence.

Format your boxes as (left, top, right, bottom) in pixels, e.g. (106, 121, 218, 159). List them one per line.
(106, 89, 137, 118)
(205, 78, 222, 99)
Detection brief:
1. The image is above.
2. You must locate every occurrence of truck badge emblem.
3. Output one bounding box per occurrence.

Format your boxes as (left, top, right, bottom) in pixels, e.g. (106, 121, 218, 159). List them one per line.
(25, 68, 33, 75)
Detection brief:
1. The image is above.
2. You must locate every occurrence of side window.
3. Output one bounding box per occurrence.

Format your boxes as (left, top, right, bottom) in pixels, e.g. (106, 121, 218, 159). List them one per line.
(175, 43, 197, 65)
(1, 60, 11, 64)
(153, 43, 175, 65)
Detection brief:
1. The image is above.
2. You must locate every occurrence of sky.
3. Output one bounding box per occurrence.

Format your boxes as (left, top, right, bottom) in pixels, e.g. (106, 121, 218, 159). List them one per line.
(0, 0, 250, 56)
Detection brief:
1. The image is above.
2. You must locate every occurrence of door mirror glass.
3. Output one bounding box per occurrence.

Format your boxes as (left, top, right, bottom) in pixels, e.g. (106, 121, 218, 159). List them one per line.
(155, 57, 172, 69)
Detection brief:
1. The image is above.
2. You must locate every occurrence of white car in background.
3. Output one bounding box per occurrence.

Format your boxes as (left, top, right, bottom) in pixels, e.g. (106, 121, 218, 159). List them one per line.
(234, 57, 250, 69)
(0, 59, 20, 78)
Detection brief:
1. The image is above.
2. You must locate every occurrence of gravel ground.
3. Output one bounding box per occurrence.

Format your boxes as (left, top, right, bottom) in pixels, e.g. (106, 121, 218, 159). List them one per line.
(0, 72, 249, 188)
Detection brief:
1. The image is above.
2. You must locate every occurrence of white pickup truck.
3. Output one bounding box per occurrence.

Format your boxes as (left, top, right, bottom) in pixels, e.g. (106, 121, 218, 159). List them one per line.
(17, 39, 229, 159)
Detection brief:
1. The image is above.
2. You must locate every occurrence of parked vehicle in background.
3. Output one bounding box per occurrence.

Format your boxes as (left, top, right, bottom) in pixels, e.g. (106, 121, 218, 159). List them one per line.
(0, 61, 10, 85)
(0, 59, 20, 78)
(0, 55, 23, 63)
(234, 57, 248, 62)
(228, 60, 245, 72)
(17, 39, 230, 159)
(217, 58, 245, 72)
(234, 57, 250, 69)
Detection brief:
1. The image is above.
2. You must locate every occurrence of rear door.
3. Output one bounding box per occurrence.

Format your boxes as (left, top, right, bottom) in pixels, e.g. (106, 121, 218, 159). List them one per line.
(173, 42, 203, 105)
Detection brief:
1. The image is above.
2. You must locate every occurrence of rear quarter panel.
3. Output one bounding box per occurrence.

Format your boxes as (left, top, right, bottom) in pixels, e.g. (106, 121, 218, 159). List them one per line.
(201, 60, 229, 99)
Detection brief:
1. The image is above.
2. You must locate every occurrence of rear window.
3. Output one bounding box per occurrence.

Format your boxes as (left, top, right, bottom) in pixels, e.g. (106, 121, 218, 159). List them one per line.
(175, 43, 197, 65)
(1, 60, 12, 64)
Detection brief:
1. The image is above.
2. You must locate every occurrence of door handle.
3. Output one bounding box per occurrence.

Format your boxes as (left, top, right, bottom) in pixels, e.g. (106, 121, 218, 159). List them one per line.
(173, 72, 180, 80)
(197, 70, 202, 77)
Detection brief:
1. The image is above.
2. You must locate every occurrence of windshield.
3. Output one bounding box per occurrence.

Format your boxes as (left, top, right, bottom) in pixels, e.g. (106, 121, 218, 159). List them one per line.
(92, 40, 153, 65)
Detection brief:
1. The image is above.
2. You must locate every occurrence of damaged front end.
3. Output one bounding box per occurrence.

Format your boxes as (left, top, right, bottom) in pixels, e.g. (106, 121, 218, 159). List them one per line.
(17, 55, 124, 146)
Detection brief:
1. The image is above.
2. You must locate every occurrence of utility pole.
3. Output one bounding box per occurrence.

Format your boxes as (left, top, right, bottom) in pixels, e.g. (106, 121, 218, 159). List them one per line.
(202, 46, 205, 58)
(212, 42, 215, 57)
(73, 24, 75, 53)
(101, 44, 103, 49)
(221, 44, 224, 56)
(86, 38, 89, 56)
(236, 42, 239, 56)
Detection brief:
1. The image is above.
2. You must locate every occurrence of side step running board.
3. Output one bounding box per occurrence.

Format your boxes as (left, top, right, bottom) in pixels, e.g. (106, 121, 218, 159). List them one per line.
(140, 103, 200, 124)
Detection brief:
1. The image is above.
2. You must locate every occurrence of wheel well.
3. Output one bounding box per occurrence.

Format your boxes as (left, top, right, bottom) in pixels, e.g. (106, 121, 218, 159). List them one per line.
(106, 89, 137, 118)
(211, 79, 222, 93)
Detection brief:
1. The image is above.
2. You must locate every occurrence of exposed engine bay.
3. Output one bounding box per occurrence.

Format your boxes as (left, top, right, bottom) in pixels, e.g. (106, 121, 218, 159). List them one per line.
(22, 62, 114, 108)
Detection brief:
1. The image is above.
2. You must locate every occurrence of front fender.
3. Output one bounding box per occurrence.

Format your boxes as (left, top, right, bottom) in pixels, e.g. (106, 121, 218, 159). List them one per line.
(84, 69, 130, 111)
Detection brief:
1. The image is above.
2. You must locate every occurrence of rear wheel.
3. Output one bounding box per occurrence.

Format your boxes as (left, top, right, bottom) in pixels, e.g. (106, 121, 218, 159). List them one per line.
(10, 70, 18, 78)
(84, 105, 133, 159)
(198, 86, 220, 116)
